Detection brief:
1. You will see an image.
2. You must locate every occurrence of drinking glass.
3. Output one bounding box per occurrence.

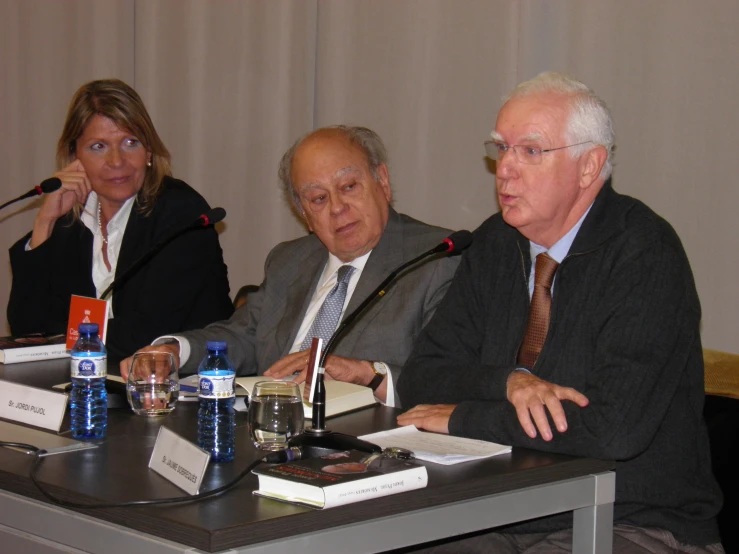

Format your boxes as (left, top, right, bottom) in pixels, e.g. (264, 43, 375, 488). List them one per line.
(126, 351, 179, 416)
(248, 381, 304, 451)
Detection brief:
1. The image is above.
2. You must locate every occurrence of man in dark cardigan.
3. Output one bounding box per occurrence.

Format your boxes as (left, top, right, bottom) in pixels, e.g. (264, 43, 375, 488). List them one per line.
(397, 72, 723, 553)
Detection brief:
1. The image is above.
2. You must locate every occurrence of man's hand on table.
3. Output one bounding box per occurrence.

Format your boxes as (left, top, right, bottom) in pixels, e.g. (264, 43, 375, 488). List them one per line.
(396, 404, 456, 434)
(265, 353, 388, 403)
(506, 371, 589, 441)
(262, 351, 308, 381)
(120, 343, 180, 381)
(265, 353, 375, 385)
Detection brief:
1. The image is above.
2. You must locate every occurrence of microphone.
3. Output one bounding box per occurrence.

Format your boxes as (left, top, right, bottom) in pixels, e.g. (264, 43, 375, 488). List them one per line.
(0, 177, 62, 211)
(190, 207, 226, 229)
(99, 207, 226, 300)
(438, 230, 473, 254)
(37, 177, 63, 194)
(289, 229, 473, 455)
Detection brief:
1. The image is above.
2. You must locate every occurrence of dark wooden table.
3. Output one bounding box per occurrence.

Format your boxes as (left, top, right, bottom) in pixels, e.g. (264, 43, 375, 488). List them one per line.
(0, 360, 615, 553)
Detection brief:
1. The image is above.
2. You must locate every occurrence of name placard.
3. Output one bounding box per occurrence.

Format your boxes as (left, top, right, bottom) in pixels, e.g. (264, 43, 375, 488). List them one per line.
(0, 379, 68, 432)
(149, 426, 210, 495)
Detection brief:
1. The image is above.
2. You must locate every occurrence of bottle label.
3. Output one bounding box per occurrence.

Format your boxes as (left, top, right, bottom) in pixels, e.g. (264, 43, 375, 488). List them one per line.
(71, 356, 107, 379)
(198, 374, 235, 399)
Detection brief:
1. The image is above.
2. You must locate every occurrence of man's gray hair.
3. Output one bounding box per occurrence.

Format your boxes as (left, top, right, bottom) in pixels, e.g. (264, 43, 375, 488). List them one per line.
(278, 125, 389, 212)
(507, 72, 615, 179)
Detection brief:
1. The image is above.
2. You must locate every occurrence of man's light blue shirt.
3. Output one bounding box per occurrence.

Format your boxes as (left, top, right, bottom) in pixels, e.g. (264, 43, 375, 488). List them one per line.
(527, 204, 593, 298)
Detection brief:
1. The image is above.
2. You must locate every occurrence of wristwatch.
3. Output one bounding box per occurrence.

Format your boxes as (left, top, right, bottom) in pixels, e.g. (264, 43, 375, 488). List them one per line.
(369, 361, 389, 391)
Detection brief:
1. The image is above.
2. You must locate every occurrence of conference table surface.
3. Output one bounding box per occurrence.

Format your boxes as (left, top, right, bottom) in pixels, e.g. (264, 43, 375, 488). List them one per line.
(0, 358, 616, 553)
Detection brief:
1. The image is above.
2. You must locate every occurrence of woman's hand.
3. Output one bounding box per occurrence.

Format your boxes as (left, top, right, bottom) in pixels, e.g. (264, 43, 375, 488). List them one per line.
(30, 160, 92, 248)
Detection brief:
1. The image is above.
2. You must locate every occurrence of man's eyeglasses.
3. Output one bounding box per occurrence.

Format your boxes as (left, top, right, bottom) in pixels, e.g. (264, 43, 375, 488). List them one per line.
(484, 140, 593, 165)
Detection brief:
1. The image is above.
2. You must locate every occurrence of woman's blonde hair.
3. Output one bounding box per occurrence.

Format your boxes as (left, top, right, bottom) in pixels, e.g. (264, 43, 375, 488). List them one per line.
(57, 79, 171, 215)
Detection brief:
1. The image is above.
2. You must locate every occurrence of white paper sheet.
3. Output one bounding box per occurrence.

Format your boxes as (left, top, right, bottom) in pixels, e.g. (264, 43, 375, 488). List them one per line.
(360, 425, 511, 465)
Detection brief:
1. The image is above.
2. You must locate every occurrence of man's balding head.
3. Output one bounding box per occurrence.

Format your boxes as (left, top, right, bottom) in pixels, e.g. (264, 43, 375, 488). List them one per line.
(279, 126, 392, 262)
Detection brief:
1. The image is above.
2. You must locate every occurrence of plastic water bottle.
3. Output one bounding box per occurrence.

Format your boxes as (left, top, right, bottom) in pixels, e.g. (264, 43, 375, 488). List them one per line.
(197, 341, 235, 462)
(70, 323, 107, 439)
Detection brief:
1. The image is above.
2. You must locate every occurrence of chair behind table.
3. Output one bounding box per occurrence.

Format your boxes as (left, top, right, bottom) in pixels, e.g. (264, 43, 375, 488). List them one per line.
(703, 348, 739, 552)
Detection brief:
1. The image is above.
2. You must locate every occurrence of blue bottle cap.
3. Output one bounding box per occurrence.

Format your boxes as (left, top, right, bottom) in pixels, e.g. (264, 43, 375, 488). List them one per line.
(78, 323, 99, 334)
(206, 340, 227, 351)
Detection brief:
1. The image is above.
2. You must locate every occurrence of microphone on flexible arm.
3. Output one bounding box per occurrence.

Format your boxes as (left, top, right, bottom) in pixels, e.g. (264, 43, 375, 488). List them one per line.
(99, 207, 226, 300)
(286, 230, 474, 458)
(0, 177, 62, 212)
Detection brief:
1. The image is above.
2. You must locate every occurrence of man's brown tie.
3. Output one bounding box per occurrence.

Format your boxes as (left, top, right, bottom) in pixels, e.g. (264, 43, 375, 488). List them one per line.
(517, 252, 559, 369)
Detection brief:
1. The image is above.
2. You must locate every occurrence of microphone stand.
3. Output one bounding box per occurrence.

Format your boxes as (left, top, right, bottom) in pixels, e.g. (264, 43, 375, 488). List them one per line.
(99, 209, 225, 300)
(288, 246, 454, 455)
(99, 228, 196, 300)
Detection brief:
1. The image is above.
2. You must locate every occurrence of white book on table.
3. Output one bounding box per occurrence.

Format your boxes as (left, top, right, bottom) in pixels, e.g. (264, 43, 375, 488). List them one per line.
(0, 335, 69, 364)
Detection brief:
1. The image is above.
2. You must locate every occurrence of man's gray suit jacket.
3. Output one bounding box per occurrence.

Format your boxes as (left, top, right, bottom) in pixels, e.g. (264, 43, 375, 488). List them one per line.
(179, 208, 460, 406)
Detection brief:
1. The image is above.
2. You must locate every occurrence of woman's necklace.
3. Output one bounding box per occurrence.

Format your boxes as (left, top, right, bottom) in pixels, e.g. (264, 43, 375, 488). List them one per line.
(97, 204, 108, 245)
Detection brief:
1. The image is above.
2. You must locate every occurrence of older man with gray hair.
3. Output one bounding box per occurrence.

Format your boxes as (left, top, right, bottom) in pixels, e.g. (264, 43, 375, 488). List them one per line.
(124, 125, 460, 407)
(398, 73, 723, 552)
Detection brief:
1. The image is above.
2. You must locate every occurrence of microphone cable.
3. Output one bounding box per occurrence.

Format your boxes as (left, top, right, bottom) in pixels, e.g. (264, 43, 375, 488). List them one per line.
(0, 440, 269, 509)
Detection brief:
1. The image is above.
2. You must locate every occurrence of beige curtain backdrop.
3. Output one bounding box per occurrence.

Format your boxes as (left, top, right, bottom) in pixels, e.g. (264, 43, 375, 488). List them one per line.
(133, 0, 317, 290)
(314, 0, 515, 232)
(1, 0, 736, 354)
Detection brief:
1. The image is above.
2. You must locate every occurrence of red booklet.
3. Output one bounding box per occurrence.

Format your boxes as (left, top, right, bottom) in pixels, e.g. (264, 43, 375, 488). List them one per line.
(65, 295, 111, 349)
